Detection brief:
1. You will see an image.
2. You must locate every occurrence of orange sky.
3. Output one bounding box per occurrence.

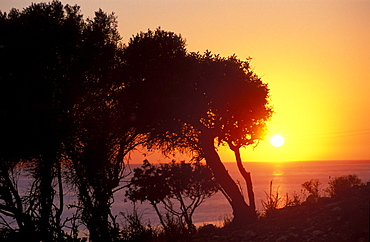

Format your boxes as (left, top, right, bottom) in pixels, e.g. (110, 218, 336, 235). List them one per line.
(3, 0, 369, 162)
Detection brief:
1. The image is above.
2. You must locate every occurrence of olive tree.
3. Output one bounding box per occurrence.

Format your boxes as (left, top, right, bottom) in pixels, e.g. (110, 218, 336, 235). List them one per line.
(122, 29, 272, 224)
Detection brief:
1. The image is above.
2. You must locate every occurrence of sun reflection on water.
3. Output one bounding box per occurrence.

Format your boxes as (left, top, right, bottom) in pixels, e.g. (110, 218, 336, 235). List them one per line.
(270, 165, 286, 196)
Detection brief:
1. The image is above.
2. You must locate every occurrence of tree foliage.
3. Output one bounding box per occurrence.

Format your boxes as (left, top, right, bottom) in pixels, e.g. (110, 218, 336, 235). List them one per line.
(61, 8, 139, 242)
(123, 29, 272, 224)
(0, 1, 136, 241)
(0, 2, 87, 241)
(126, 160, 219, 234)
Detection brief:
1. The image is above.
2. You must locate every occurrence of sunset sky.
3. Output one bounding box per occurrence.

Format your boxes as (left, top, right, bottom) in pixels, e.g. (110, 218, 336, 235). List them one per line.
(2, 0, 369, 162)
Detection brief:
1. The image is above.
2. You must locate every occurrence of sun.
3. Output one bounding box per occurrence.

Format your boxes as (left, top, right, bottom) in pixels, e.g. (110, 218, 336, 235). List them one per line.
(270, 134, 285, 147)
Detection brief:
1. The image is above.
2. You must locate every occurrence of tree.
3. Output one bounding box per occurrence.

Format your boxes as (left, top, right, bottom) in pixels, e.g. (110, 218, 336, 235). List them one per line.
(126, 160, 219, 235)
(0, 1, 86, 240)
(188, 53, 272, 223)
(123, 29, 272, 224)
(0, 2, 140, 241)
(60, 8, 145, 242)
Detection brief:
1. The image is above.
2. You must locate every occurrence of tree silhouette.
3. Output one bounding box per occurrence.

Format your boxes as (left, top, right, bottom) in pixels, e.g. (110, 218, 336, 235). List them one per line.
(188, 53, 272, 223)
(57, 7, 146, 242)
(0, 2, 86, 240)
(0, 2, 140, 241)
(61, 9, 128, 241)
(126, 160, 219, 235)
(123, 29, 272, 224)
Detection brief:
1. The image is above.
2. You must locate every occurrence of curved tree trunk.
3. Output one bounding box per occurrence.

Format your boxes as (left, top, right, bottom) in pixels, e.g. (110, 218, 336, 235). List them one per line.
(232, 147, 256, 211)
(199, 133, 257, 224)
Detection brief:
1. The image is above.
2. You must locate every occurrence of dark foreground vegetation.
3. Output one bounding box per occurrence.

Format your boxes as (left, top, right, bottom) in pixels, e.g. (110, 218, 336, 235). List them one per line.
(192, 175, 369, 242)
(110, 174, 370, 242)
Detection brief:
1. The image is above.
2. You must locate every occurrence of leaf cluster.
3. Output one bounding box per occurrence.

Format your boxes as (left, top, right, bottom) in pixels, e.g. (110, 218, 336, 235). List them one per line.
(126, 160, 219, 235)
(123, 31, 273, 156)
(126, 160, 219, 205)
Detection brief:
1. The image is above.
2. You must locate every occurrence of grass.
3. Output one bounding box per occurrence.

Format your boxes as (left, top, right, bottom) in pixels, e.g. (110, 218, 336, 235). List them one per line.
(261, 180, 283, 216)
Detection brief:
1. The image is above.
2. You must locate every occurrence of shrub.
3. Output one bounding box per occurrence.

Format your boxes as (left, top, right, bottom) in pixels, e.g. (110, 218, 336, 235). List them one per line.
(261, 181, 282, 216)
(161, 212, 189, 241)
(302, 179, 321, 198)
(126, 160, 219, 235)
(284, 192, 302, 207)
(326, 174, 363, 197)
(120, 206, 157, 242)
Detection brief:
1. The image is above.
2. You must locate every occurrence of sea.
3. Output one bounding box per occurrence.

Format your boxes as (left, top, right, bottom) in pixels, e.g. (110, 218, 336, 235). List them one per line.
(12, 160, 370, 229)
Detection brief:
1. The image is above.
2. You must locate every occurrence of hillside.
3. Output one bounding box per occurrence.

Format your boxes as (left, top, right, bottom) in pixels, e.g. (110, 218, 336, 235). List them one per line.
(193, 183, 369, 242)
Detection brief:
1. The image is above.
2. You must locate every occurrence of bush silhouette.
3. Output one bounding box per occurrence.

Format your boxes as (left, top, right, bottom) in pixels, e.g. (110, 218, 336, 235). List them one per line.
(126, 160, 219, 235)
(302, 179, 321, 198)
(326, 174, 363, 197)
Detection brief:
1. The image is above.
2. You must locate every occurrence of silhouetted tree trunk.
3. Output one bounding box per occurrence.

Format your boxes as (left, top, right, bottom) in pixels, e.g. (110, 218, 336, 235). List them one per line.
(67, 135, 137, 242)
(37, 155, 56, 242)
(199, 133, 257, 224)
(69, 154, 113, 242)
(230, 145, 256, 211)
(55, 160, 64, 240)
(152, 202, 167, 232)
(87, 200, 112, 242)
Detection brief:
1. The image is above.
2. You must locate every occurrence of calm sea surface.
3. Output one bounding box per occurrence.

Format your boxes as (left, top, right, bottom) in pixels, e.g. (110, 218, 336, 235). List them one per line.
(14, 160, 370, 228)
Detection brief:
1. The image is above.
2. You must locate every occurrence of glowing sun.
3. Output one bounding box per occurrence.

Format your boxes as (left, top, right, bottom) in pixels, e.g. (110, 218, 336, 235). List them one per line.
(270, 134, 285, 147)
